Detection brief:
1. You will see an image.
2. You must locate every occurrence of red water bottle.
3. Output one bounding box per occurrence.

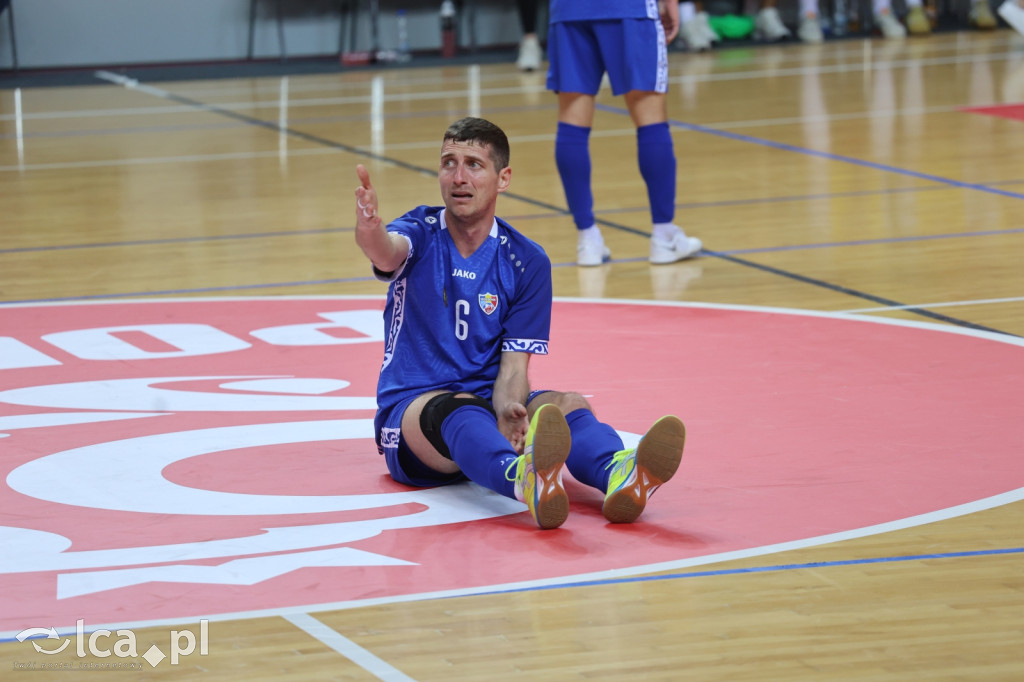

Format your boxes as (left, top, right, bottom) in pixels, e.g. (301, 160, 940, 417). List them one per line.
(440, 0, 457, 58)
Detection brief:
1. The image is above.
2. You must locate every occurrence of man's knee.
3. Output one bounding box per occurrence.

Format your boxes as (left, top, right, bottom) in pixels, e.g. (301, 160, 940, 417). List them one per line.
(419, 392, 496, 460)
(529, 390, 592, 416)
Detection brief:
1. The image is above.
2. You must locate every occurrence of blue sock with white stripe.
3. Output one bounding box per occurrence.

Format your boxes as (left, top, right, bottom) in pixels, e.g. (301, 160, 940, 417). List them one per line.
(555, 121, 595, 230)
(442, 405, 519, 499)
(637, 122, 676, 225)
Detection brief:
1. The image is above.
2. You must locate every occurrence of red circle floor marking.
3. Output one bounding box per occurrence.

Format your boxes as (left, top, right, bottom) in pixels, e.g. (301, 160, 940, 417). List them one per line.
(0, 297, 1022, 634)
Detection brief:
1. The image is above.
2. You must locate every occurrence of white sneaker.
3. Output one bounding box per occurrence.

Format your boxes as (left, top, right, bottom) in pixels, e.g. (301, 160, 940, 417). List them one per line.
(798, 15, 825, 43)
(516, 35, 542, 72)
(577, 232, 611, 267)
(679, 17, 712, 51)
(696, 12, 720, 44)
(875, 10, 907, 38)
(755, 7, 792, 41)
(998, 0, 1024, 35)
(650, 226, 702, 265)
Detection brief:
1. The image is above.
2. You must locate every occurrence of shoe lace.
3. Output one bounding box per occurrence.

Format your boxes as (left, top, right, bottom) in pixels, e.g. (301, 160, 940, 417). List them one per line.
(604, 448, 633, 470)
(504, 455, 524, 482)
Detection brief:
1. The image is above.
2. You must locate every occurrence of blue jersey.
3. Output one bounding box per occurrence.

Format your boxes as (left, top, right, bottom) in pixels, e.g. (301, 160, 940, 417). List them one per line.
(373, 206, 552, 421)
(550, 0, 659, 22)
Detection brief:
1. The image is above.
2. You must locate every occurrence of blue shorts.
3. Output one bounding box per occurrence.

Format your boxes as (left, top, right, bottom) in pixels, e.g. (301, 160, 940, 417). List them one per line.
(375, 390, 554, 488)
(546, 19, 668, 96)
(375, 397, 466, 488)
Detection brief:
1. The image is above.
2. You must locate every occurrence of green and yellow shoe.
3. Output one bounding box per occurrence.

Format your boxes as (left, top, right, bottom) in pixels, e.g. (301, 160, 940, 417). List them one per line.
(603, 415, 686, 524)
(506, 403, 572, 530)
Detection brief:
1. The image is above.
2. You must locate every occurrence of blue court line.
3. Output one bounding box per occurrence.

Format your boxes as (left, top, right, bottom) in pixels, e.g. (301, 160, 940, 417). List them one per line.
(505, 179, 1023, 222)
(6, 222, 1021, 268)
(597, 103, 1024, 202)
(3, 546, 1018, 643)
(471, 546, 1024, 598)
(79, 74, 1008, 337)
(0, 227, 350, 255)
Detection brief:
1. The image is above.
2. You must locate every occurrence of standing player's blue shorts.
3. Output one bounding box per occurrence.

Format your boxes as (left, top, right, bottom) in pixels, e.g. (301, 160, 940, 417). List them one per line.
(546, 18, 668, 96)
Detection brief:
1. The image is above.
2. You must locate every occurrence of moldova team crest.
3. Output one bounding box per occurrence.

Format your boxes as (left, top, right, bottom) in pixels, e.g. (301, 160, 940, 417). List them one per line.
(478, 293, 498, 315)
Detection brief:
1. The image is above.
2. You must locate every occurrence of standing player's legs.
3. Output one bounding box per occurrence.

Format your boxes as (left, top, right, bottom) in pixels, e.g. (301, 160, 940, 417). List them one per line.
(515, 0, 543, 71)
(556, 92, 609, 266)
(547, 20, 610, 266)
(623, 90, 703, 264)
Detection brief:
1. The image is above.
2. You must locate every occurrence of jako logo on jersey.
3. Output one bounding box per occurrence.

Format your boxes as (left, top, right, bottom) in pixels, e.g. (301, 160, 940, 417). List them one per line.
(479, 293, 499, 315)
(452, 268, 476, 280)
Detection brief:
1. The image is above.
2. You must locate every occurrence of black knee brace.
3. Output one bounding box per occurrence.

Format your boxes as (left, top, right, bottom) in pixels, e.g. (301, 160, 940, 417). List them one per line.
(419, 392, 496, 460)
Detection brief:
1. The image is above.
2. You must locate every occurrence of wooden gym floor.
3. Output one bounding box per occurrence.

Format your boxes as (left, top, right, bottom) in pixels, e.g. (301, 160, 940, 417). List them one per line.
(1, 29, 1023, 680)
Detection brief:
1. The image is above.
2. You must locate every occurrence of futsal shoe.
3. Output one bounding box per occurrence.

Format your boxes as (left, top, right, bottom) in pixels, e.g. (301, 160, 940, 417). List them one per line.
(875, 9, 907, 38)
(650, 225, 703, 264)
(754, 7, 792, 41)
(998, 0, 1024, 35)
(510, 404, 571, 529)
(603, 416, 686, 524)
(798, 15, 825, 43)
(516, 35, 542, 72)
(577, 231, 612, 267)
(679, 16, 712, 51)
(696, 12, 721, 45)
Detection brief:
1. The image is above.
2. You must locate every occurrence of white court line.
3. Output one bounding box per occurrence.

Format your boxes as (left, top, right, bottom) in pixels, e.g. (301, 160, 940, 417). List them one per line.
(283, 613, 417, 682)
(3, 47, 1020, 124)
(0, 147, 339, 172)
(0, 82, 552, 122)
(0, 104, 975, 173)
(841, 295, 1024, 314)
(673, 49, 1024, 85)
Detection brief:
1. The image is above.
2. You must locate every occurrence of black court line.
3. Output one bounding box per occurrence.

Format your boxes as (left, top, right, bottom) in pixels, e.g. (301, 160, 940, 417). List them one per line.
(91, 72, 1013, 337)
(707, 250, 1018, 337)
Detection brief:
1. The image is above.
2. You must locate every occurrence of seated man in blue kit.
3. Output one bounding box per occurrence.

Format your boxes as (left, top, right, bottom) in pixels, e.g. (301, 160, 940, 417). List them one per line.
(354, 116, 687, 530)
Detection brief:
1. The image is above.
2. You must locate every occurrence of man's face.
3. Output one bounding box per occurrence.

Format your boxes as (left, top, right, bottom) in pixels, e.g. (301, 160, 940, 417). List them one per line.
(438, 139, 511, 225)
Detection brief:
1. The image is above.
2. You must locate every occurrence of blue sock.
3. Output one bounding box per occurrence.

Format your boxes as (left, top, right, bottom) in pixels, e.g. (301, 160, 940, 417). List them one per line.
(441, 405, 519, 499)
(564, 408, 624, 492)
(637, 122, 676, 225)
(555, 122, 595, 230)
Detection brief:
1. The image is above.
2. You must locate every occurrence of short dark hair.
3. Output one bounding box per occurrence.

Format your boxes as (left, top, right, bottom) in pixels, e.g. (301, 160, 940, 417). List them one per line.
(442, 117, 510, 170)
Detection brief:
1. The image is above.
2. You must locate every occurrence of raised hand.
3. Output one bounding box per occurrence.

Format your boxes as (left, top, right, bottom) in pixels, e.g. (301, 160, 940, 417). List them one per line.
(355, 164, 380, 227)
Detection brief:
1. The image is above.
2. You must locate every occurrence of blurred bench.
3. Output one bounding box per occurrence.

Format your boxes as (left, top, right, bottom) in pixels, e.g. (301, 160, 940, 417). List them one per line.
(246, 0, 477, 63)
